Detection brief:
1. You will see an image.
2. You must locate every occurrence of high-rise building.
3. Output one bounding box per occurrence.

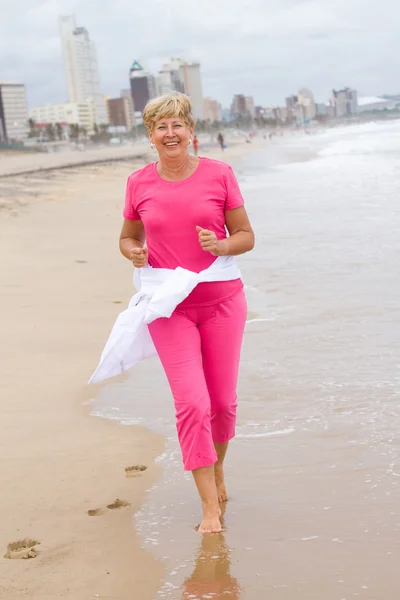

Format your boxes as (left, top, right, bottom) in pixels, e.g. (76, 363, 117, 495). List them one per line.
(297, 88, 316, 121)
(155, 58, 204, 120)
(331, 88, 358, 117)
(178, 61, 204, 120)
(230, 94, 247, 118)
(245, 96, 255, 119)
(106, 96, 135, 131)
(0, 82, 29, 142)
(157, 59, 185, 96)
(129, 60, 156, 113)
(59, 15, 106, 124)
(203, 98, 222, 122)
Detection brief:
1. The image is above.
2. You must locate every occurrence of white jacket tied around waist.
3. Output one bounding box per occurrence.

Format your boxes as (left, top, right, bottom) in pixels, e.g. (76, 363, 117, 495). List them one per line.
(89, 255, 242, 384)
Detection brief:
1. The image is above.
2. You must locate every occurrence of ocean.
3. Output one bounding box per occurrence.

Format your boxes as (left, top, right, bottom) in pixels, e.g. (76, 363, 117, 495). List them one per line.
(93, 120, 400, 599)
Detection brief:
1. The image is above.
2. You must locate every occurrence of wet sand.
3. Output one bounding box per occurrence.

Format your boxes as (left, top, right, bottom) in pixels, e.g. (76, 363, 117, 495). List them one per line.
(0, 138, 263, 599)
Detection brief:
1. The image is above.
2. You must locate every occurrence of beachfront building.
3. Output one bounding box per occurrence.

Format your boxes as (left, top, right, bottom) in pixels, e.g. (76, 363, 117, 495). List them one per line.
(286, 90, 316, 123)
(245, 96, 256, 119)
(297, 88, 316, 121)
(59, 14, 107, 124)
(29, 101, 97, 134)
(106, 95, 135, 131)
(178, 60, 204, 120)
(204, 98, 222, 123)
(230, 94, 247, 119)
(0, 82, 29, 143)
(331, 88, 358, 117)
(230, 94, 257, 121)
(157, 58, 185, 96)
(129, 60, 156, 114)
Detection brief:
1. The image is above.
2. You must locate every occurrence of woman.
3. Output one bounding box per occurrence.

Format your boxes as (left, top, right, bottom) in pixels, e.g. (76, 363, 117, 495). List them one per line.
(120, 92, 254, 533)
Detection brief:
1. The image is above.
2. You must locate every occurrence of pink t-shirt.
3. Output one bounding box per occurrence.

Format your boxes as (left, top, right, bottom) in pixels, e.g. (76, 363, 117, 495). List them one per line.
(123, 157, 244, 305)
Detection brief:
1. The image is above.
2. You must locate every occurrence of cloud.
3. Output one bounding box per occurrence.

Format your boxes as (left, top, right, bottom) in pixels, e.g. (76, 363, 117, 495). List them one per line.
(1, 0, 399, 108)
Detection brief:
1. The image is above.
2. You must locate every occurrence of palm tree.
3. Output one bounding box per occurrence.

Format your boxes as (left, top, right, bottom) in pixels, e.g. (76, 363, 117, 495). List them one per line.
(28, 118, 36, 138)
(69, 123, 79, 140)
(46, 123, 55, 141)
(55, 122, 63, 141)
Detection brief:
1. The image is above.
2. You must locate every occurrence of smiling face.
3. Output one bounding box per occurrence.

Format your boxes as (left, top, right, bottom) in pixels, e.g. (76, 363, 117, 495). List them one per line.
(149, 117, 193, 160)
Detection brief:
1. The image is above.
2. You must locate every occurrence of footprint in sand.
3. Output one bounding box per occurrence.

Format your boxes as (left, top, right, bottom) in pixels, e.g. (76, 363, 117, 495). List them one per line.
(88, 498, 131, 516)
(107, 498, 130, 510)
(4, 539, 40, 560)
(87, 508, 105, 517)
(125, 464, 147, 478)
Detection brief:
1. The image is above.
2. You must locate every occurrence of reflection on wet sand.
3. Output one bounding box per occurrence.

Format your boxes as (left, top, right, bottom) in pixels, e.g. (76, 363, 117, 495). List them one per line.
(182, 508, 241, 599)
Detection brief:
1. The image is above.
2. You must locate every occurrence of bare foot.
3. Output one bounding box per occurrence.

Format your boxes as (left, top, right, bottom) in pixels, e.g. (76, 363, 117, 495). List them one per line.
(198, 506, 222, 534)
(214, 464, 228, 503)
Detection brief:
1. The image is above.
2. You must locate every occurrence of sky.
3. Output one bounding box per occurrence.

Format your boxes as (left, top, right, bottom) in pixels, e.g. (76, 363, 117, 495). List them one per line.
(1, 0, 399, 109)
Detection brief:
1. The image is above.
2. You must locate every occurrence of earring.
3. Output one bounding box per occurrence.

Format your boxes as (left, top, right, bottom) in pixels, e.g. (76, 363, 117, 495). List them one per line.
(150, 142, 155, 149)
(189, 138, 192, 145)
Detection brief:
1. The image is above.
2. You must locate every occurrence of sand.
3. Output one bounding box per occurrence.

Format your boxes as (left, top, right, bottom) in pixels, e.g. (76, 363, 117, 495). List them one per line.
(0, 138, 262, 599)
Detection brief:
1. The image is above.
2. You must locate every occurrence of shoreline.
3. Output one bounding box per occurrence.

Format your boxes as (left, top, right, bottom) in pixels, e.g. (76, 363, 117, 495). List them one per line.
(0, 136, 251, 178)
(0, 138, 264, 599)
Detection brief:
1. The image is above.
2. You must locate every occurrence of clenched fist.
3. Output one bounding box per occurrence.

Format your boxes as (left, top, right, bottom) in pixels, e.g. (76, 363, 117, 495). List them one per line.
(130, 247, 148, 268)
(196, 226, 228, 257)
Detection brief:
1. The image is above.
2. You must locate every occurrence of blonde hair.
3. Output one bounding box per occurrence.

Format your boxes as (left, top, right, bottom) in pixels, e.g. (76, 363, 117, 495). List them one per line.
(142, 92, 196, 131)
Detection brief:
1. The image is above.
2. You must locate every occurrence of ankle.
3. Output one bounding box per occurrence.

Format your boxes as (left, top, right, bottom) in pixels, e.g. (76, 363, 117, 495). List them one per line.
(202, 499, 219, 515)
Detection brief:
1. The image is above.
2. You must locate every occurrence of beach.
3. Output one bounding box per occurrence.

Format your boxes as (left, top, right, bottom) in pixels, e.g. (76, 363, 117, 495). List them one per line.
(0, 137, 261, 599)
(1, 122, 400, 599)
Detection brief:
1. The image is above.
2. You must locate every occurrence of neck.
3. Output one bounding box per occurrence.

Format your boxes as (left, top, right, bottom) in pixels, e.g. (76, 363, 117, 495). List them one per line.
(158, 154, 198, 181)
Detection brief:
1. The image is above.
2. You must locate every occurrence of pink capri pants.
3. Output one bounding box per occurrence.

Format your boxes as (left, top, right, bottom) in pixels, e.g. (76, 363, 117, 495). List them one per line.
(148, 288, 247, 471)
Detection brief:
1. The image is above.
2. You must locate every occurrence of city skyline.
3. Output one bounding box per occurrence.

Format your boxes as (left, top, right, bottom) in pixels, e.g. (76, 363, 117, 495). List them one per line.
(1, 0, 399, 110)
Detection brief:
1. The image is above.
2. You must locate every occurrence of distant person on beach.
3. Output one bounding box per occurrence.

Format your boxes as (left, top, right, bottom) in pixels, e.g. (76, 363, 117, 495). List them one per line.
(192, 134, 199, 156)
(120, 92, 255, 533)
(217, 132, 225, 150)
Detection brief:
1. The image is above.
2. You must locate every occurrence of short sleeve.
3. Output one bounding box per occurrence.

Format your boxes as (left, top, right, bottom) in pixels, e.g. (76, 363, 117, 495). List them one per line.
(123, 175, 140, 220)
(223, 166, 245, 210)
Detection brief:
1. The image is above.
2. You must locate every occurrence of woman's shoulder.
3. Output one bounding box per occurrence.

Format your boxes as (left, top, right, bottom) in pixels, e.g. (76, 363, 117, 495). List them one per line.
(127, 162, 156, 185)
(200, 156, 234, 177)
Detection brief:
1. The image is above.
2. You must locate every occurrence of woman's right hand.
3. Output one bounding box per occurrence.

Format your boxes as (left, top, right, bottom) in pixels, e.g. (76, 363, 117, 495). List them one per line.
(130, 247, 148, 268)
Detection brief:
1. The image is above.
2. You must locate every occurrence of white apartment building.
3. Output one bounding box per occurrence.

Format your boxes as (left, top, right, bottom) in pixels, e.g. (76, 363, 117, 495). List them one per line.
(179, 60, 204, 120)
(153, 57, 204, 120)
(297, 88, 316, 121)
(0, 82, 29, 142)
(59, 15, 107, 124)
(157, 59, 185, 96)
(29, 101, 97, 133)
(245, 96, 255, 119)
(331, 88, 358, 117)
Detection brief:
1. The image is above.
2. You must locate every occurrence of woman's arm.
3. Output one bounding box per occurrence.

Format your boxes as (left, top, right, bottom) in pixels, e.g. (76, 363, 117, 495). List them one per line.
(119, 219, 148, 266)
(222, 206, 255, 255)
(196, 206, 255, 257)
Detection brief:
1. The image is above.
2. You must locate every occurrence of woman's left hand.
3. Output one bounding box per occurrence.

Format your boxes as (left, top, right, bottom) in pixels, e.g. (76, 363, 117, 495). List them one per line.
(196, 226, 228, 256)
